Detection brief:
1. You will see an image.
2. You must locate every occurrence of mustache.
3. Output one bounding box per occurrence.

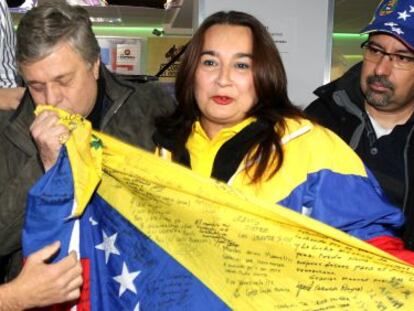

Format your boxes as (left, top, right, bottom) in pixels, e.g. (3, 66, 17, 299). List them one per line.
(367, 75, 394, 91)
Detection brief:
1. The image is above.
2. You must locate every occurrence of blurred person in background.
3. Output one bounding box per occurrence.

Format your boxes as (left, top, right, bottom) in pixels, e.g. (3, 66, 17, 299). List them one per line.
(0, 0, 25, 110)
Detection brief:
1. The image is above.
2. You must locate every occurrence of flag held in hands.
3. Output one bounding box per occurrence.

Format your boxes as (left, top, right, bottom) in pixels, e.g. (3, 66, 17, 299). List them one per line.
(22, 107, 414, 310)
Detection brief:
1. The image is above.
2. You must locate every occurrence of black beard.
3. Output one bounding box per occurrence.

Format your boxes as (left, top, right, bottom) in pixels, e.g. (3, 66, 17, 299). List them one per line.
(365, 75, 394, 108)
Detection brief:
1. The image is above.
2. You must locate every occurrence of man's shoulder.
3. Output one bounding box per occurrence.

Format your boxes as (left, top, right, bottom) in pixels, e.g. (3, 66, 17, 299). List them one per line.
(307, 62, 363, 108)
(121, 80, 176, 114)
(101, 78, 176, 150)
(129, 80, 169, 97)
(305, 63, 364, 128)
(102, 68, 175, 111)
(305, 95, 344, 125)
(305, 79, 341, 116)
(0, 109, 14, 133)
(0, 93, 34, 131)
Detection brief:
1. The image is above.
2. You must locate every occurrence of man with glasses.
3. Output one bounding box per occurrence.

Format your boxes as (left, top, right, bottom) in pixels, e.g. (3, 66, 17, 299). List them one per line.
(306, 0, 414, 250)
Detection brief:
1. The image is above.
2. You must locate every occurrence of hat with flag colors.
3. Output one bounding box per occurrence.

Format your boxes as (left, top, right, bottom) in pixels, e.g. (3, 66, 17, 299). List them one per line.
(361, 0, 414, 50)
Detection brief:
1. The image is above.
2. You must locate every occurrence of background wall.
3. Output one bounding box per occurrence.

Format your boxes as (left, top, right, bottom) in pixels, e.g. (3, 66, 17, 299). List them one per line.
(195, 0, 334, 108)
(331, 0, 378, 79)
(9, 0, 381, 99)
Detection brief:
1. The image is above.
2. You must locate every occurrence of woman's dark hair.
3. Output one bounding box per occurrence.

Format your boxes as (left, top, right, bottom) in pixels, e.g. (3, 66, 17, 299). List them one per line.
(156, 10, 304, 183)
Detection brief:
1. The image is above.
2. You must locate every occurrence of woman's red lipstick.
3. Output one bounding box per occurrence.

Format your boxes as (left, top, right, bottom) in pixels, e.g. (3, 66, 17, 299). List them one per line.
(212, 96, 232, 105)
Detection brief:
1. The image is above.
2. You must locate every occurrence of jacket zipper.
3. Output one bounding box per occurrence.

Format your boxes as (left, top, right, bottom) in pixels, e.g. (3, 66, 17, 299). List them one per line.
(403, 125, 414, 212)
(100, 87, 132, 130)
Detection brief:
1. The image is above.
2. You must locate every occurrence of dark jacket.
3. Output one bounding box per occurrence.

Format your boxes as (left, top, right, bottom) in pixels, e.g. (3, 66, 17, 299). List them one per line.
(0, 65, 175, 281)
(305, 62, 414, 250)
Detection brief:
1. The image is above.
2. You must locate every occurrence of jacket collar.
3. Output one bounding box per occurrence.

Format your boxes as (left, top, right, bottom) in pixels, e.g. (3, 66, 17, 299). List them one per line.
(3, 91, 37, 156)
(97, 64, 134, 130)
(156, 117, 313, 184)
(281, 118, 313, 145)
(314, 62, 365, 111)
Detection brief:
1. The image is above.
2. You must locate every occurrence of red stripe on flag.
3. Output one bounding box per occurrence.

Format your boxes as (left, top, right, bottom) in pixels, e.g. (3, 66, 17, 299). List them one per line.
(35, 259, 91, 311)
(76, 258, 91, 311)
(367, 236, 414, 265)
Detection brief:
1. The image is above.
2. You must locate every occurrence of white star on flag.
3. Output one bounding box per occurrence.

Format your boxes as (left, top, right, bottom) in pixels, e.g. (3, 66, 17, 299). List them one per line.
(398, 10, 411, 21)
(89, 217, 98, 226)
(385, 22, 398, 27)
(113, 262, 141, 297)
(133, 302, 140, 311)
(391, 27, 404, 35)
(410, 5, 414, 13)
(95, 231, 120, 263)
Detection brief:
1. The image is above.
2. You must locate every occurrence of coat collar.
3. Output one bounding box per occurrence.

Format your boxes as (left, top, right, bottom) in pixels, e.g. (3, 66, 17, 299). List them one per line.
(99, 65, 134, 130)
(313, 62, 365, 110)
(2, 91, 37, 156)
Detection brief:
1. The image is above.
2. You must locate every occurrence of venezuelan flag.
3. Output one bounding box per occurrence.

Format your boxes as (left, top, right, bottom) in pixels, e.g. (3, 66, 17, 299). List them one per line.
(23, 108, 414, 310)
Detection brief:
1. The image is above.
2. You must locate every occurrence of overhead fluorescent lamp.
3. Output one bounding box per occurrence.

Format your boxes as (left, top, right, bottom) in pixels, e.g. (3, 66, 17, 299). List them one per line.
(90, 16, 122, 23)
(333, 33, 368, 40)
(66, 0, 108, 5)
(164, 0, 181, 9)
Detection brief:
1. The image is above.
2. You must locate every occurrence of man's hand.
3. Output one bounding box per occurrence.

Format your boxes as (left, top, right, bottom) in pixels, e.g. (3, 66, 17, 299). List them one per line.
(0, 88, 25, 110)
(30, 110, 71, 171)
(0, 241, 83, 310)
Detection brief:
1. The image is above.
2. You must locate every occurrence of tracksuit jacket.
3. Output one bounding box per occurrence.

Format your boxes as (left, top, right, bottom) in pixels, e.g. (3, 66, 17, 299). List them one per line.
(155, 117, 414, 263)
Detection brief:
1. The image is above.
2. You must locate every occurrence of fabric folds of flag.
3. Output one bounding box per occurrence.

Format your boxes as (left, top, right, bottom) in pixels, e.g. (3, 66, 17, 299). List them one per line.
(23, 107, 414, 310)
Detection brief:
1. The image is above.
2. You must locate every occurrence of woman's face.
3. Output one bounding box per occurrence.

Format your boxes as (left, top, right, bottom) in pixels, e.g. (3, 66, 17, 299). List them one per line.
(194, 24, 258, 138)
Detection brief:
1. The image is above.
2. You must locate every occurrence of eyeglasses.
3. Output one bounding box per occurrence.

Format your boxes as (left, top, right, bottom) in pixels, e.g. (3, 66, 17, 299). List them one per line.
(361, 41, 414, 70)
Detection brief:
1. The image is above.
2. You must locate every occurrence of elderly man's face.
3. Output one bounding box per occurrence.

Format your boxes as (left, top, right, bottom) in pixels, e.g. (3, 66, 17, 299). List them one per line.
(20, 42, 99, 117)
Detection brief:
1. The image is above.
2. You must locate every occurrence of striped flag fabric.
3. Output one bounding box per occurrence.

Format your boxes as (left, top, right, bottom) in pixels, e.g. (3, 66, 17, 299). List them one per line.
(22, 107, 414, 310)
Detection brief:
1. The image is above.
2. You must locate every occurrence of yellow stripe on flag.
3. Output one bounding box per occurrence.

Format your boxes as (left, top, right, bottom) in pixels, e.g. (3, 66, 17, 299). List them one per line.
(96, 131, 414, 310)
(46, 107, 414, 310)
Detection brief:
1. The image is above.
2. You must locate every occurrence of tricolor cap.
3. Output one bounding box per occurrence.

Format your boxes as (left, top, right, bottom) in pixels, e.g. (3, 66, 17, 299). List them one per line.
(361, 0, 414, 50)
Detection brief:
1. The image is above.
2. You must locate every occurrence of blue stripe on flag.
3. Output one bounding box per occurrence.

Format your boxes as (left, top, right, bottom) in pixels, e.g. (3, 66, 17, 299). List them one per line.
(84, 194, 229, 310)
(278, 169, 404, 241)
(23, 147, 75, 261)
(23, 147, 230, 310)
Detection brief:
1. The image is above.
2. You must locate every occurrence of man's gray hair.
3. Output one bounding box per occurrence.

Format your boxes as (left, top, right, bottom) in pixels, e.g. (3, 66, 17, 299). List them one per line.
(16, 0, 100, 68)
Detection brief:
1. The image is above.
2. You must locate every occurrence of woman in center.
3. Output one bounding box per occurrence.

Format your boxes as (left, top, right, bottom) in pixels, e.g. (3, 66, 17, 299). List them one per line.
(154, 10, 414, 261)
